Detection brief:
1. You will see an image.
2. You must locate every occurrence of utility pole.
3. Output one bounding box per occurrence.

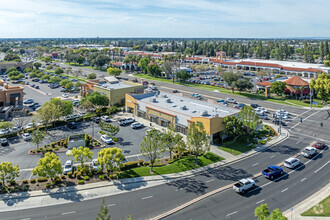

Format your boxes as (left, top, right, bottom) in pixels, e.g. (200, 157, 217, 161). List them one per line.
(310, 88, 312, 110)
(92, 117, 94, 140)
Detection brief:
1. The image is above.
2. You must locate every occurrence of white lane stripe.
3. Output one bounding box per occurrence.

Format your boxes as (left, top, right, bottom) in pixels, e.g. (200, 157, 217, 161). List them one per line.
(290, 109, 322, 130)
(270, 155, 276, 158)
(19, 218, 31, 220)
(301, 178, 307, 182)
(296, 141, 300, 145)
(107, 204, 116, 207)
(206, 179, 215, 183)
(281, 188, 288, 193)
(226, 211, 238, 216)
(252, 163, 259, 166)
(62, 211, 76, 215)
(142, 196, 153, 200)
(256, 199, 265, 204)
(314, 160, 330, 173)
(289, 131, 330, 143)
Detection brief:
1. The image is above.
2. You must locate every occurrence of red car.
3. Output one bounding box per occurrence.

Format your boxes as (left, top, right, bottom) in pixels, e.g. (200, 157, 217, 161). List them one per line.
(313, 142, 326, 149)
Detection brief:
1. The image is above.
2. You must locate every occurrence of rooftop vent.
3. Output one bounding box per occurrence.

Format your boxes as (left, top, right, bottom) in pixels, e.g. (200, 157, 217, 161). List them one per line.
(180, 100, 183, 102)
(162, 94, 168, 98)
(191, 110, 196, 113)
(152, 98, 157, 103)
(166, 98, 171, 103)
(201, 111, 208, 116)
(181, 105, 188, 110)
(172, 105, 177, 107)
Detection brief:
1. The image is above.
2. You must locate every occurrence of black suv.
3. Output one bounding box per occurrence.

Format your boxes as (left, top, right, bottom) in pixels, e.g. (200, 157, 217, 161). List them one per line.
(67, 122, 78, 129)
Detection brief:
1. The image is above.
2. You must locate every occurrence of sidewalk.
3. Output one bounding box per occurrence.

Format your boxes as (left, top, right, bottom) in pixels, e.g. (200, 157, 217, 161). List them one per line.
(283, 182, 330, 220)
(0, 118, 289, 212)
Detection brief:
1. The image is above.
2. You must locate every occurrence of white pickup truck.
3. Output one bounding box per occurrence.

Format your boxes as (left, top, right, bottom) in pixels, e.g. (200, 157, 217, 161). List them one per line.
(233, 178, 255, 193)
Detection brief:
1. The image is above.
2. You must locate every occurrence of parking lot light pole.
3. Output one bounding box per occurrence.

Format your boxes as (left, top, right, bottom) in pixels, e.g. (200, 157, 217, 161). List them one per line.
(92, 117, 94, 140)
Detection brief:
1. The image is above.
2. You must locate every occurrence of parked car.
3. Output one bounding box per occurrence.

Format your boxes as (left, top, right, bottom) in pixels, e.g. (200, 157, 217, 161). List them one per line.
(256, 107, 268, 113)
(78, 112, 86, 117)
(313, 142, 326, 150)
(217, 99, 227, 104)
(0, 128, 10, 135)
(226, 98, 237, 104)
(22, 133, 32, 141)
(92, 117, 101, 123)
(131, 122, 143, 129)
(32, 78, 40, 82)
(262, 165, 283, 180)
(124, 117, 135, 124)
(251, 103, 260, 108)
(35, 85, 40, 89)
(31, 84, 35, 88)
(60, 88, 67, 92)
(67, 122, 77, 129)
(71, 79, 78, 82)
(91, 159, 101, 171)
(192, 93, 201, 98)
(232, 178, 255, 194)
(71, 114, 79, 119)
(25, 123, 34, 129)
(64, 115, 72, 121)
(63, 160, 74, 174)
(23, 99, 34, 104)
(172, 90, 179, 93)
(25, 82, 29, 85)
(301, 147, 317, 158)
(100, 134, 113, 144)
(101, 115, 111, 122)
(284, 157, 300, 169)
(62, 94, 69, 98)
(11, 126, 22, 132)
(0, 138, 8, 146)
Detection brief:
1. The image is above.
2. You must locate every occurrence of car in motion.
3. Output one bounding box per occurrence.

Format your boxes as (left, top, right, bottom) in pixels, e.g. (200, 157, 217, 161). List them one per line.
(233, 178, 255, 194)
(100, 134, 113, 144)
(313, 142, 326, 150)
(262, 165, 283, 180)
(301, 147, 317, 158)
(284, 157, 300, 169)
(226, 98, 237, 104)
(63, 160, 74, 174)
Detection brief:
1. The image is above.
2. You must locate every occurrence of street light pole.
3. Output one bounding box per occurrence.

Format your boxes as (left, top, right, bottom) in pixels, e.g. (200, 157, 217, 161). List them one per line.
(310, 88, 312, 110)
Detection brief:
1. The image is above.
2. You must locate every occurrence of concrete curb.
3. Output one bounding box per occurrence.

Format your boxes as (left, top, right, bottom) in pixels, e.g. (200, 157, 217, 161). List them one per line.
(0, 124, 289, 203)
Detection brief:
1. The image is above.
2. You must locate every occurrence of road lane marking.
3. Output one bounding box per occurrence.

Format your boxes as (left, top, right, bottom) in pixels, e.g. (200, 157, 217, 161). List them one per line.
(270, 155, 276, 158)
(226, 211, 238, 216)
(296, 141, 300, 145)
(290, 109, 322, 131)
(20, 218, 31, 220)
(107, 204, 116, 207)
(142, 196, 153, 200)
(256, 199, 265, 204)
(301, 178, 307, 182)
(62, 211, 76, 215)
(205, 179, 215, 183)
(314, 160, 330, 173)
(252, 163, 259, 166)
(281, 188, 288, 193)
(289, 131, 330, 143)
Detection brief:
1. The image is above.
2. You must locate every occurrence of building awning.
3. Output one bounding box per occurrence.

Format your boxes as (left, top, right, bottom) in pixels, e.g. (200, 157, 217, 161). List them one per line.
(137, 109, 145, 113)
(148, 114, 159, 118)
(175, 123, 188, 128)
(159, 118, 170, 123)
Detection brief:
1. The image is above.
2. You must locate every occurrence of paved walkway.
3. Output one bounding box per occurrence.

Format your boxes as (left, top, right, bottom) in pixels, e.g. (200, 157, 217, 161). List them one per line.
(283, 182, 330, 220)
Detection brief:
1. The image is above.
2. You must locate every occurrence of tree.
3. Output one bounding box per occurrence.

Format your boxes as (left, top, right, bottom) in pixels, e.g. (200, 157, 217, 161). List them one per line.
(140, 129, 166, 173)
(162, 61, 174, 79)
(30, 129, 45, 150)
(99, 122, 120, 137)
(60, 79, 71, 86)
(48, 76, 62, 83)
(55, 68, 64, 75)
(32, 152, 62, 180)
(4, 53, 21, 62)
(96, 199, 111, 220)
(0, 162, 20, 186)
(42, 56, 52, 63)
(65, 82, 74, 89)
(233, 78, 254, 92)
(67, 146, 93, 168)
(94, 54, 110, 68)
(146, 63, 162, 77)
(13, 115, 29, 128)
(34, 62, 42, 70)
(37, 103, 60, 130)
(186, 123, 210, 165)
(162, 127, 182, 159)
(255, 203, 287, 220)
(0, 121, 14, 129)
(224, 115, 244, 137)
(271, 81, 287, 96)
(310, 73, 330, 104)
(107, 67, 122, 77)
(87, 73, 97, 79)
(82, 92, 109, 106)
(176, 70, 191, 81)
(238, 106, 261, 139)
(24, 67, 32, 73)
(97, 148, 125, 174)
(222, 72, 243, 93)
(138, 57, 150, 74)
(76, 56, 85, 65)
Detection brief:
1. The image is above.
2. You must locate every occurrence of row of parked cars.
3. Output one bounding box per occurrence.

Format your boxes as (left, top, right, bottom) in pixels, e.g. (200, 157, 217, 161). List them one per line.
(233, 142, 326, 194)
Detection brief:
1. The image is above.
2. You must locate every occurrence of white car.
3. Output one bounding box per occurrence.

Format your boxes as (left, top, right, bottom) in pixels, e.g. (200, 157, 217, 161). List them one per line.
(25, 123, 34, 129)
(64, 116, 72, 121)
(22, 133, 31, 141)
(71, 114, 79, 119)
(145, 88, 153, 92)
(11, 126, 22, 132)
(101, 115, 111, 122)
(63, 160, 74, 174)
(0, 128, 10, 135)
(124, 117, 135, 124)
(226, 98, 237, 103)
(62, 94, 69, 98)
(91, 159, 101, 171)
(277, 109, 289, 115)
(78, 112, 86, 117)
(256, 107, 268, 113)
(301, 147, 317, 158)
(131, 122, 143, 129)
(255, 109, 265, 116)
(284, 157, 300, 169)
(233, 178, 255, 193)
(100, 134, 113, 144)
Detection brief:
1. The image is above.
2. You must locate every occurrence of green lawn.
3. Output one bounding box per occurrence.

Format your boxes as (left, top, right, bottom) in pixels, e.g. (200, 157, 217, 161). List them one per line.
(65, 62, 107, 72)
(301, 196, 330, 217)
(118, 152, 224, 179)
(218, 135, 257, 155)
(133, 73, 326, 108)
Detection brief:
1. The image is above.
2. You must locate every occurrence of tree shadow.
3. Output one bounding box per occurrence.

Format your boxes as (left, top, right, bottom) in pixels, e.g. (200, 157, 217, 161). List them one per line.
(239, 186, 262, 198)
(263, 144, 300, 155)
(8, 137, 20, 144)
(0, 146, 15, 156)
(199, 166, 252, 182)
(166, 177, 208, 195)
(119, 141, 132, 147)
(0, 191, 30, 206)
(113, 175, 147, 191)
(44, 186, 84, 202)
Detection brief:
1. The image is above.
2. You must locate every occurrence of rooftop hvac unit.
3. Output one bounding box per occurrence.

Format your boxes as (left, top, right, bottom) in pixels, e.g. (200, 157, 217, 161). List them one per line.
(201, 111, 208, 116)
(152, 98, 157, 103)
(172, 105, 177, 107)
(155, 94, 158, 98)
(166, 98, 171, 103)
(191, 110, 196, 113)
(181, 105, 187, 110)
(162, 94, 168, 98)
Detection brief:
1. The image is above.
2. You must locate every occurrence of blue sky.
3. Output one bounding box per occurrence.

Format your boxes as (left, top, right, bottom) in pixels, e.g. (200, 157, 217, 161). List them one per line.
(0, 0, 329, 38)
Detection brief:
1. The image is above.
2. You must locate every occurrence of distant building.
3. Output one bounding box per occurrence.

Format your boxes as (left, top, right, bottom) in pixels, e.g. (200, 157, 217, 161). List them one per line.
(0, 62, 33, 74)
(0, 80, 24, 119)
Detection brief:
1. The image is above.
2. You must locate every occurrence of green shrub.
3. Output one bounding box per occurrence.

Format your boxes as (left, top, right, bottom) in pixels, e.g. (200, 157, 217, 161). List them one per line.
(78, 180, 85, 185)
(54, 147, 60, 151)
(99, 175, 105, 180)
(24, 185, 29, 191)
(54, 177, 61, 185)
(97, 169, 103, 174)
(144, 161, 149, 166)
(67, 172, 73, 178)
(76, 172, 82, 179)
(36, 149, 41, 153)
(84, 176, 90, 181)
(37, 177, 48, 182)
(258, 140, 266, 145)
(22, 179, 28, 184)
(138, 159, 144, 166)
(153, 163, 166, 167)
(61, 174, 66, 179)
(121, 161, 138, 170)
(99, 130, 106, 135)
(9, 180, 16, 186)
(30, 178, 36, 184)
(182, 151, 190, 156)
(45, 183, 51, 189)
(83, 166, 90, 175)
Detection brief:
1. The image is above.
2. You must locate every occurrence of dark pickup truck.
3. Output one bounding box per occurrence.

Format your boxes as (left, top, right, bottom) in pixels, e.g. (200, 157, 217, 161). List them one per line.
(262, 166, 283, 180)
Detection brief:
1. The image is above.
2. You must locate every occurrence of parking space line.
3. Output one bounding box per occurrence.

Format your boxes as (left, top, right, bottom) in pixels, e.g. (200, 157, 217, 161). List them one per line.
(62, 211, 76, 215)
(256, 199, 265, 204)
(252, 163, 259, 166)
(142, 196, 153, 200)
(270, 155, 276, 158)
(107, 204, 116, 207)
(226, 211, 238, 217)
(205, 179, 215, 183)
(281, 188, 288, 193)
(301, 178, 307, 182)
